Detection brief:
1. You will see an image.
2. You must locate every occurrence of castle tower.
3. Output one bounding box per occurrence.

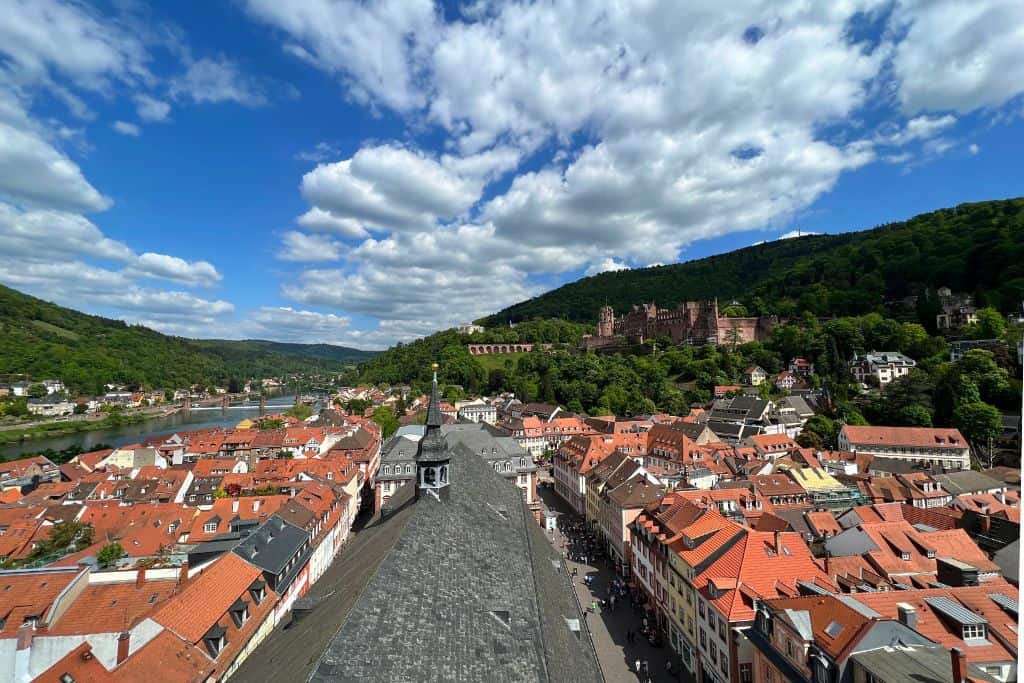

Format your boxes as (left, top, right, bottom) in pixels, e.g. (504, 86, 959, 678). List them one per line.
(415, 364, 450, 501)
(598, 305, 615, 337)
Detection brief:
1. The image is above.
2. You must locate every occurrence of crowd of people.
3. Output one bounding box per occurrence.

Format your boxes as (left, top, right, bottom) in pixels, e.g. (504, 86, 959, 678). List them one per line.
(554, 514, 678, 682)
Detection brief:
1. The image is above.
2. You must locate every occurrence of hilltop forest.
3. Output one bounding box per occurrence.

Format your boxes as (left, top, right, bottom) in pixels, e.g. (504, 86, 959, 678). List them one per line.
(0, 284, 376, 394)
(481, 198, 1024, 325)
(360, 200, 1023, 461)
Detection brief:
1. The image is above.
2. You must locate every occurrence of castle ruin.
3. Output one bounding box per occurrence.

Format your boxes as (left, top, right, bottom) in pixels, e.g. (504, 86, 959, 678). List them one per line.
(587, 300, 774, 347)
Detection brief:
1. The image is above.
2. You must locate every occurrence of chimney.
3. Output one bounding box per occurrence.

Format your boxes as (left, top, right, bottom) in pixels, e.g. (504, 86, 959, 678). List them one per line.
(774, 530, 782, 554)
(117, 632, 130, 665)
(16, 622, 34, 651)
(950, 647, 967, 683)
(896, 603, 917, 630)
(135, 567, 146, 589)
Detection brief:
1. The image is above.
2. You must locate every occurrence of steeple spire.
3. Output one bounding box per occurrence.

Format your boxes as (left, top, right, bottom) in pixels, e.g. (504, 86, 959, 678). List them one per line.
(416, 363, 450, 499)
(424, 363, 443, 428)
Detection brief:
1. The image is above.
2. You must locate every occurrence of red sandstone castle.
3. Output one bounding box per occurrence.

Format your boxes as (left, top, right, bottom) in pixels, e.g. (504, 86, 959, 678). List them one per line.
(590, 300, 773, 346)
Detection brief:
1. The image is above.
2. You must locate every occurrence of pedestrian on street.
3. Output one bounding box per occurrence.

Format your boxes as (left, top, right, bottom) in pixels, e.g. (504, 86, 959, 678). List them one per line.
(634, 659, 641, 673)
(642, 660, 649, 674)
(665, 660, 673, 674)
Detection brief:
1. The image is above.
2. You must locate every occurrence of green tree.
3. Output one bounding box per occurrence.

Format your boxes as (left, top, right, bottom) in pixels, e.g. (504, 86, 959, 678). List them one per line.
(96, 542, 125, 568)
(27, 383, 47, 399)
(953, 401, 1002, 447)
(286, 403, 313, 421)
(371, 405, 400, 439)
(488, 368, 507, 392)
(970, 307, 1006, 339)
(896, 404, 933, 427)
(32, 521, 93, 559)
(798, 415, 838, 449)
(73, 403, 87, 415)
(345, 398, 371, 414)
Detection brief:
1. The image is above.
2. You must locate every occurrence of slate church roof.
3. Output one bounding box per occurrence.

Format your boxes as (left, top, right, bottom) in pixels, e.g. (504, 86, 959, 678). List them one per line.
(309, 436, 603, 681)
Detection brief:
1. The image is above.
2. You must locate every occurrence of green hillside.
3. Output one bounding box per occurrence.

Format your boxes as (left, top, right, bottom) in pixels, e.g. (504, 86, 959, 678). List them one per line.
(0, 285, 375, 394)
(480, 198, 1024, 325)
(359, 199, 1021, 466)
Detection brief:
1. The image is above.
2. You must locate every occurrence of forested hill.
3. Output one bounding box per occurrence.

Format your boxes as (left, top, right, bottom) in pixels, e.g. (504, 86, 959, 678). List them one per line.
(0, 285, 375, 394)
(480, 198, 1024, 325)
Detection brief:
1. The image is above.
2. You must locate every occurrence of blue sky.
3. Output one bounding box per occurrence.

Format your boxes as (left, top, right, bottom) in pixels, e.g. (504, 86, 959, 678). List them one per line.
(0, 1, 1022, 349)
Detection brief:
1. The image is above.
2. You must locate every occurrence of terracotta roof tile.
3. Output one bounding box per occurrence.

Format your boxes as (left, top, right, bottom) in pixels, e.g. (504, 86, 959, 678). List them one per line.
(0, 567, 82, 636)
(49, 578, 179, 635)
(154, 553, 265, 643)
(842, 425, 968, 449)
(32, 642, 116, 682)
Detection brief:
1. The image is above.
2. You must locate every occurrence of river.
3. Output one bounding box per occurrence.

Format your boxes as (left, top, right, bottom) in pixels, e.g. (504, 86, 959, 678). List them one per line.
(0, 397, 302, 459)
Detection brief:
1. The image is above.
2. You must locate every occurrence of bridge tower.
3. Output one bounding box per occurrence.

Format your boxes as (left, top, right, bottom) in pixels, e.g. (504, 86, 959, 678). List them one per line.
(183, 396, 191, 415)
(259, 394, 266, 417)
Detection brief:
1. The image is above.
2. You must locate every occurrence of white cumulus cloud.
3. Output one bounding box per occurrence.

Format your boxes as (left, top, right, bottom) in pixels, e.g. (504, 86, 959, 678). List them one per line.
(112, 120, 140, 137)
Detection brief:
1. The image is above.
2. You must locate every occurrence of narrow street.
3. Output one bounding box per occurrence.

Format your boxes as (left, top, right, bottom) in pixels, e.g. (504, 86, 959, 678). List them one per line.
(536, 475, 693, 683)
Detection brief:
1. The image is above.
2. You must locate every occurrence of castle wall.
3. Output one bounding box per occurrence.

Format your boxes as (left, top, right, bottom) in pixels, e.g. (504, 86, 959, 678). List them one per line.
(596, 301, 771, 346)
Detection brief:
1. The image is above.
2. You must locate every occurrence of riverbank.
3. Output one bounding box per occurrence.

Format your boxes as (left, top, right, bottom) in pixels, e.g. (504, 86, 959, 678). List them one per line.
(0, 411, 159, 447)
(0, 397, 299, 460)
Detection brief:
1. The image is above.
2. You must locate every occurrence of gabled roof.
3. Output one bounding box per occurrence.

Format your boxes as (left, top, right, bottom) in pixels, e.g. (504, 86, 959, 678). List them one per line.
(696, 529, 829, 622)
(932, 471, 1004, 496)
(0, 567, 83, 636)
(309, 427, 603, 683)
(232, 515, 310, 575)
(760, 594, 874, 660)
(155, 552, 266, 643)
(842, 425, 968, 450)
(851, 583, 1019, 665)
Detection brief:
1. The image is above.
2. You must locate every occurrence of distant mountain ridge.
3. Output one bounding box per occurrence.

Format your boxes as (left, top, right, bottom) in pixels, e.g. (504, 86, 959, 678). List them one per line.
(0, 284, 375, 393)
(479, 198, 1024, 325)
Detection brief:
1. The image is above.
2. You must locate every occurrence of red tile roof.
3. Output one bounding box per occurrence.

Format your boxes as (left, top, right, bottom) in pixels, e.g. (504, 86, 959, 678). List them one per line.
(852, 583, 1019, 666)
(49, 578, 179, 635)
(697, 529, 830, 622)
(114, 628, 213, 681)
(0, 567, 83, 636)
(32, 642, 116, 682)
(154, 553, 265, 643)
(841, 425, 968, 449)
(760, 594, 873, 660)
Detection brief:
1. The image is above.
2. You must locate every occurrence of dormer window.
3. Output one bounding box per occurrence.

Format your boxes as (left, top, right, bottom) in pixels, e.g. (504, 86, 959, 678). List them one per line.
(249, 580, 266, 605)
(900, 552, 911, 561)
(203, 625, 227, 658)
(962, 624, 986, 640)
(229, 598, 249, 627)
(204, 521, 218, 533)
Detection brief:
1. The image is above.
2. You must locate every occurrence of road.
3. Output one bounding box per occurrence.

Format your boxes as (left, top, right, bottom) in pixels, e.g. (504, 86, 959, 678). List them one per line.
(536, 470, 692, 683)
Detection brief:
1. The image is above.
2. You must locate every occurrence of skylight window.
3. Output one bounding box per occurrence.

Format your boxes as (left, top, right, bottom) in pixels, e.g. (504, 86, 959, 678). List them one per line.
(825, 621, 844, 637)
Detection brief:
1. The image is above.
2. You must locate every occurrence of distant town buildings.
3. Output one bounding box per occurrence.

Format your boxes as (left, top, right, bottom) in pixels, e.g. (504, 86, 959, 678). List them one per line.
(849, 351, 916, 386)
(456, 322, 485, 334)
(935, 286, 979, 330)
(838, 425, 972, 471)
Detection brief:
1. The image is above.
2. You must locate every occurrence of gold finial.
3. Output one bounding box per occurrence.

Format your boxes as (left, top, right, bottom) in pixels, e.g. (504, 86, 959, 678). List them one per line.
(431, 362, 439, 383)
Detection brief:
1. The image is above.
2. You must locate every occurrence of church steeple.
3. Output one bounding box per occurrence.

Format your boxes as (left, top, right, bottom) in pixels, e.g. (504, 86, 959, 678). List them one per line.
(415, 364, 450, 499)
